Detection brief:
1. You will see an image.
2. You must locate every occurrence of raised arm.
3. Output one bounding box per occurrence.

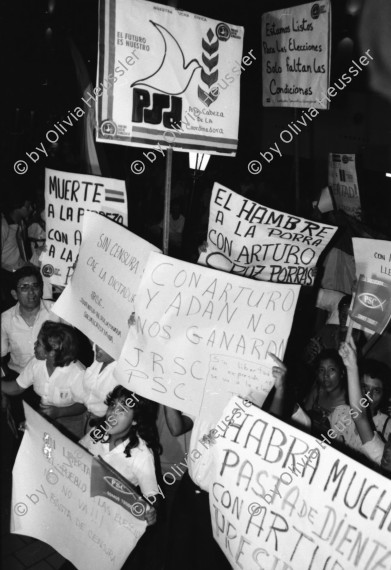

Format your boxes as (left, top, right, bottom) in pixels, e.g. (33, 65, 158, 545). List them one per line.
(164, 406, 193, 436)
(267, 354, 287, 418)
(339, 339, 373, 443)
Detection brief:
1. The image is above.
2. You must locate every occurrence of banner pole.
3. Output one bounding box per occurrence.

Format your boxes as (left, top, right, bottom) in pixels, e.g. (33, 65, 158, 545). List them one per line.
(294, 108, 300, 213)
(345, 276, 361, 344)
(163, 147, 173, 255)
(345, 318, 354, 344)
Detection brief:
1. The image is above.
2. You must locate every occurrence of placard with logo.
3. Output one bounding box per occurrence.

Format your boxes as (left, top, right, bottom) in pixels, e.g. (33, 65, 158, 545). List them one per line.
(262, 0, 331, 108)
(350, 275, 391, 335)
(351, 238, 391, 334)
(328, 153, 361, 219)
(96, 0, 244, 155)
(11, 404, 146, 570)
(40, 168, 128, 287)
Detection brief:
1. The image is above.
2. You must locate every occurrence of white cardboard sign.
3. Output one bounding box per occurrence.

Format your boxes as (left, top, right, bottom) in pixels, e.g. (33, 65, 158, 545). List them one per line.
(53, 212, 160, 359)
(115, 252, 300, 420)
(41, 168, 128, 287)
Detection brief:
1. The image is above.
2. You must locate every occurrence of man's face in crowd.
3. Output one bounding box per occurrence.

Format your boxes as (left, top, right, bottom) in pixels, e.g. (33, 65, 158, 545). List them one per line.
(13, 276, 42, 310)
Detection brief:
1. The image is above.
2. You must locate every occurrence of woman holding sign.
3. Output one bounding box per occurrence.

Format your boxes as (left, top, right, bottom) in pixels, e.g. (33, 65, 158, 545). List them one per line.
(80, 385, 161, 522)
(59, 386, 161, 570)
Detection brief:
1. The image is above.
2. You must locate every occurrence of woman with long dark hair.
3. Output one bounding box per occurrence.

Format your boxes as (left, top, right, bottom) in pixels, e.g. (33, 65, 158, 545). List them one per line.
(302, 348, 348, 438)
(80, 384, 161, 523)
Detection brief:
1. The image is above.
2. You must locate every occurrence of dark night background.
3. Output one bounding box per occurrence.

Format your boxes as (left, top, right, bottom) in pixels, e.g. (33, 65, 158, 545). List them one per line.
(3, 0, 391, 241)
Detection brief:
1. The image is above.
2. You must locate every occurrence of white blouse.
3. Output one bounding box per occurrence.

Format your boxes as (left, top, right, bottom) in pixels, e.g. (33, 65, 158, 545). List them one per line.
(330, 405, 391, 465)
(80, 434, 159, 498)
(16, 358, 85, 406)
(78, 360, 118, 416)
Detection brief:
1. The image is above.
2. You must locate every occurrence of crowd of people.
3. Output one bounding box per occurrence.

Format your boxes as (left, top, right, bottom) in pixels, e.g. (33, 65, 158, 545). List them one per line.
(1, 188, 391, 570)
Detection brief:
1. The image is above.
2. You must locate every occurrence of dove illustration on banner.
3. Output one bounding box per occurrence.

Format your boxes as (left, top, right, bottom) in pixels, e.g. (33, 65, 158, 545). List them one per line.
(131, 21, 201, 95)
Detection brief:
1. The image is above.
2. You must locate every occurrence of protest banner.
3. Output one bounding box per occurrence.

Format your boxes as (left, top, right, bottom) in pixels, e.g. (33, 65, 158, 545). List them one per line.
(11, 404, 147, 570)
(352, 238, 391, 283)
(329, 153, 361, 219)
(198, 183, 337, 285)
(349, 274, 391, 336)
(96, 0, 244, 156)
(40, 168, 128, 287)
(52, 212, 160, 359)
(210, 396, 391, 570)
(262, 0, 331, 108)
(349, 238, 391, 335)
(114, 252, 300, 420)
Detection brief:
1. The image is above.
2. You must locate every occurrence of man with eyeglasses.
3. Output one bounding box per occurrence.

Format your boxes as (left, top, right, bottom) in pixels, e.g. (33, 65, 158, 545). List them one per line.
(1, 266, 59, 378)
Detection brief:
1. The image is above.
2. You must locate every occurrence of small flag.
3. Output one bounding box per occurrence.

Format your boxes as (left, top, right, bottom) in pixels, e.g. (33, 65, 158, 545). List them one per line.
(105, 188, 126, 203)
(90, 456, 149, 521)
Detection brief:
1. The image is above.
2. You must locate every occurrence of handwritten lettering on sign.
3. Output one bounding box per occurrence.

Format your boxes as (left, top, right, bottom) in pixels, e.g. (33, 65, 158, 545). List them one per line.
(210, 397, 391, 570)
(353, 238, 391, 284)
(115, 253, 299, 420)
(52, 212, 160, 359)
(11, 404, 146, 570)
(262, 1, 331, 108)
(40, 168, 128, 287)
(198, 184, 337, 285)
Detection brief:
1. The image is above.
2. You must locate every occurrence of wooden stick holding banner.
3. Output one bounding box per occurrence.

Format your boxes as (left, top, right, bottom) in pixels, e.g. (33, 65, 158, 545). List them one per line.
(345, 276, 360, 344)
(294, 108, 300, 213)
(345, 317, 355, 344)
(163, 148, 173, 255)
